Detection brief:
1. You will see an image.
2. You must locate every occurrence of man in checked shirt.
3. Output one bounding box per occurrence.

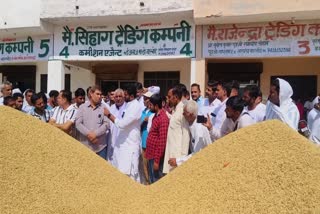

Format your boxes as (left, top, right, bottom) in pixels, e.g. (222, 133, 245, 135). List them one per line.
(145, 94, 169, 183)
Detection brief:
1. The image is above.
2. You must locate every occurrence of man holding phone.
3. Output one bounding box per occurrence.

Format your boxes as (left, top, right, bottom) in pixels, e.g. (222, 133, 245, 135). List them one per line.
(168, 100, 212, 167)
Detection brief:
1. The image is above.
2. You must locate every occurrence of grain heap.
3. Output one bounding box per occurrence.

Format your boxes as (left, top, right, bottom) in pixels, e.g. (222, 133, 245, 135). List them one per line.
(1, 106, 320, 213)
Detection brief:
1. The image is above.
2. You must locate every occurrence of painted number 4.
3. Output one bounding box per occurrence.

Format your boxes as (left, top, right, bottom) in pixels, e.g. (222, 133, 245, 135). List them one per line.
(297, 41, 310, 55)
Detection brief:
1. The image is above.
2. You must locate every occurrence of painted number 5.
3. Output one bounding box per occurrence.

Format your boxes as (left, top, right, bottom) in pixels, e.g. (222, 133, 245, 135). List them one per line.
(297, 41, 310, 55)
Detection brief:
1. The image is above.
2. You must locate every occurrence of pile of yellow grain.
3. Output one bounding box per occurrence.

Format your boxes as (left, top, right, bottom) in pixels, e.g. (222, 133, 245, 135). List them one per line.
(1, 106, 320, 213)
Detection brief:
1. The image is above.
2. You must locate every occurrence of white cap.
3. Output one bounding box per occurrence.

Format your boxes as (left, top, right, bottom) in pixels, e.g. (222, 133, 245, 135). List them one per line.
(143, 91, 154, 98)
(12, 88, 22, 94)
(148, 86, 160, 95)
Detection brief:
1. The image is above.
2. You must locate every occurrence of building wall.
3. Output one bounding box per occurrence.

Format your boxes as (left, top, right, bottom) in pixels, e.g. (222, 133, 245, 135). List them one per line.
(194, 0, 320, 24)
(138, 59, 191, 90)
(41, 0, 192, 18)
(0, 0, 41, 29)
(261, 57, 320, 98)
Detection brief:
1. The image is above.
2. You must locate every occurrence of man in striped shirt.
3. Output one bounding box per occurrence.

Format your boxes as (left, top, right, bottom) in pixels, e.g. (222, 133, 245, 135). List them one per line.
(49, 90, 77, 135)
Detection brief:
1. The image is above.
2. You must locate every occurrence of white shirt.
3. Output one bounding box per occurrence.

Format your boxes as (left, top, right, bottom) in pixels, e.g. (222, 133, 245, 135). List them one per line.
(22, 103, 33, 114)
(209, 111, 255, 140)
(199, 98, 221, 116)
(307, 108, 320, 144)
(51, 105, 77, 124)
(107, 102, 127, 163)
(113, 99, 141, 182)
(211, 98, 228, 130)
(244, 102, 266, 123)
(176, 121, 212, 166)
(0, 97, 3, 105)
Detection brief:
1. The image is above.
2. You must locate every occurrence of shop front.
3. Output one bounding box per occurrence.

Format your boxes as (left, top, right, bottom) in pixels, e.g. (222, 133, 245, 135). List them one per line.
(200, 20, 320, 101)
(46, 17, 195, 96)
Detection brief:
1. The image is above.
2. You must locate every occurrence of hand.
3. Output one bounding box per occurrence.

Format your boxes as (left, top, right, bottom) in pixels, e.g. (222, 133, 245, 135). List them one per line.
(168, 158, 177, 167)
(202, 113, 212, 131)
(153, 162, 159, 171)
(87, 131, 97, 143)
(103, 108, 110, 116)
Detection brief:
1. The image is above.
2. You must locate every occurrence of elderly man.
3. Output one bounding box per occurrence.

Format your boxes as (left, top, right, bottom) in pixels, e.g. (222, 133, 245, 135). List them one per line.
(0, 81, 13, 105)
(103, 83, 142, 182)
(307, 97, 320, 145)
(168, 100, 212, 168)
(107, 88, 127, 163)
(76, 86, 110, 159)
(163, 85, 190, 174)
(265, 78, 300, 130)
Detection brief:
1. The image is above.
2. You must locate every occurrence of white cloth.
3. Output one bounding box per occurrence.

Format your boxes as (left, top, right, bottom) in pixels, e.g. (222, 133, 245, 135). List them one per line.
(244, 102, 266, 123)
(307, 108, 320, 144)
(107, 102, 127, 163)
(22, 103, 33, 114)
(265, 78, 300, 130)
(163, 101, 190, 173)
(312, 96, 319, 108)
(0, 97, 3, 106)
(212, 98, 228, 130)
(199, 98, 221, 116)
(176, 121, 212, 166)
(304, 101, 314, 111)
(51, 105, 77, 124)
(209, 111, 255, 140)
(113, 99, 141, 182)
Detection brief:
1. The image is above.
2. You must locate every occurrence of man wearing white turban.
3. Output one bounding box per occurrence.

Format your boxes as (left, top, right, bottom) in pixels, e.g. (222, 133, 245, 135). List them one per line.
(265, 78, 300, 130)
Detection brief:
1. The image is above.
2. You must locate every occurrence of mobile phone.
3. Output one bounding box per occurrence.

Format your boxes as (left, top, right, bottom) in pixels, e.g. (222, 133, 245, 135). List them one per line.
(197, 115, 207, 123)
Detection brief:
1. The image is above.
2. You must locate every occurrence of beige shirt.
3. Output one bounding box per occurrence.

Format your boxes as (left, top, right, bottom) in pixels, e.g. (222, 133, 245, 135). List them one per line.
(163, 101, 190, 173)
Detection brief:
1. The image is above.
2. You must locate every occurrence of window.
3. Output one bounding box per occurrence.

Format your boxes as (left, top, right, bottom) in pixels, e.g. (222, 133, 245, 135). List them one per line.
(270, 75, 317, 101)
(40, 74, 71, 93)
(144, 71, 180, 96)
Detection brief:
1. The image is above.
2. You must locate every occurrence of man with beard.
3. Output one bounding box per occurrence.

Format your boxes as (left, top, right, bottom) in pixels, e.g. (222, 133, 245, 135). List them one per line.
(242, 85, 266, 123)
(163, 86, 190, 174)
(103, 83, 142, 182)
(265, 78, 299, 130)
(204, 96, 255, 139)
(13, 93, 24, 111)
(145, 94, 169, 183)
(200, 81, 221, 117)
(29, 93, 51, 122)
(203, 81, 232, 141)
(76, 86, 110, 159)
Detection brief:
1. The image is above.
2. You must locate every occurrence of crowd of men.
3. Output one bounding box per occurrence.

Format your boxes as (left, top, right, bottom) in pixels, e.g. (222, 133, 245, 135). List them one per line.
(0, 78, 319, 184)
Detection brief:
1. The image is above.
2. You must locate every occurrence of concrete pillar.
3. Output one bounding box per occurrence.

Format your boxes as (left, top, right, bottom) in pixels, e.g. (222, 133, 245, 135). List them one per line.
(47, 60, 65, 92)
(190, 58, 196, 85)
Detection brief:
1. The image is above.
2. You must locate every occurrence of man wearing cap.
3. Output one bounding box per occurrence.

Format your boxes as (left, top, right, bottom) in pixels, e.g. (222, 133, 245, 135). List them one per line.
(140, 90, 154, 184)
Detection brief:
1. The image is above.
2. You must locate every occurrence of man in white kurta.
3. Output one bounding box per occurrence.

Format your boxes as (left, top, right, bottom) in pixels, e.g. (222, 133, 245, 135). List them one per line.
(265, 78, 299, 130)
(163, 87, 190, 174)
(107, 89, 127, 164)
(307, 99, 320, 145)
(168, 100, 212, 167)
(104, 85, 142, 182)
